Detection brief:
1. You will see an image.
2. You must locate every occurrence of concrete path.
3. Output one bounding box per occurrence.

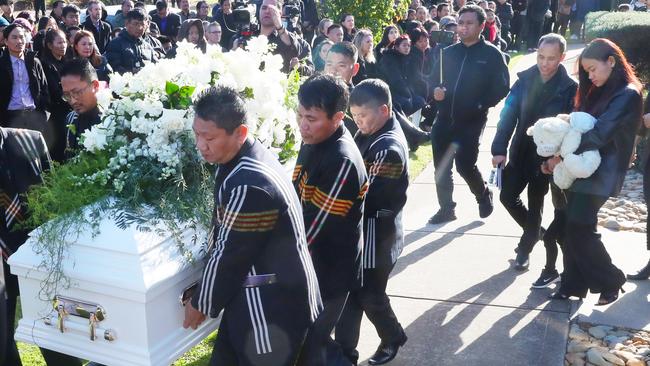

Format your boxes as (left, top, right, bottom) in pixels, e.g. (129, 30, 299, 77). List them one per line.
(355, 45, 650, 365)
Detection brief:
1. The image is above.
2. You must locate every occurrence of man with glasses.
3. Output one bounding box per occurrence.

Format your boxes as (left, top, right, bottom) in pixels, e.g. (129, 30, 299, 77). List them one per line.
(205, 22, 223, 48)
(60, 58, 102, 156)
(106, 8, 158, 74)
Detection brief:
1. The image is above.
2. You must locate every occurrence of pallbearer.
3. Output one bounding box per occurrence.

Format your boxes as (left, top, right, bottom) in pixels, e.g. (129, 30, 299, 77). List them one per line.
(293, 74, 368, 366)
(184, 86, 322, 366)
(335, 79, 409, 366)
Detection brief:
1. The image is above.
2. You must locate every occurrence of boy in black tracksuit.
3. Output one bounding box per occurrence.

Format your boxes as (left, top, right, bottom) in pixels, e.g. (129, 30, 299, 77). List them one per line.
(429, 5, 510, 224)
(335, 80, 409, 366)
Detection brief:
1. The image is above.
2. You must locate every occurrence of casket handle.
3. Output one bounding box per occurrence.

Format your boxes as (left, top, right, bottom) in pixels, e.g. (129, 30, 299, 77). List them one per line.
(52, 296, 107, 321)
(42, 314, 117, 342)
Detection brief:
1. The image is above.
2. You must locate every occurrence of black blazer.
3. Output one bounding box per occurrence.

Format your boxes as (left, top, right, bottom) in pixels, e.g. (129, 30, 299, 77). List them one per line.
(0, 52, 49, 126)
(573, 84, 643, 197)
(81, 17, 113, 54)
(151, 12, 182, 40)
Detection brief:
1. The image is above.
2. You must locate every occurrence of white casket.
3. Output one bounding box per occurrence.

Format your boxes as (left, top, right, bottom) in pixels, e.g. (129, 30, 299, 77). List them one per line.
(8, 211, 219, 366)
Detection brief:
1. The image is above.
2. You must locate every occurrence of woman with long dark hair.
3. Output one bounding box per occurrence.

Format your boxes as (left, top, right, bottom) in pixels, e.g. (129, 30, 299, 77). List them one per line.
(184, 19, 207, 53)
(32, 15, 58, 54)
(374, 25, 400, 62)
(546, 38, 643, 305)
(378, 34, 426, 116)
(340, 13, 356, 42)
(40, 28, 71, 162)
(72, 30, 112, 83)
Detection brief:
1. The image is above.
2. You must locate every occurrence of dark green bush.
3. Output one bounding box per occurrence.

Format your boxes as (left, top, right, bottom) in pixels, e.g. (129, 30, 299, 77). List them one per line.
(585, 11, 650, 84)
(321, 0, 408, 43)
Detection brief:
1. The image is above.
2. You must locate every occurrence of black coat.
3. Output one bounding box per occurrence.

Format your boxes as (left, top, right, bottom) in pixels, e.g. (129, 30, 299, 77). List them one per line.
(0, 52, 49, 126)
(151, 12, 182, 39)
(352, 57, 378, 85)
(496, 1, 514, 29)
(406, 47, 435, 100)
(293, 125, 368, 300)
(378, 49, 415, 104)
(355, 116, 409, 269)
(81, 17, 113, 54)
(572, 84, 643, 197)
(491, 64, 577, 165)
(105, 29, 158, 74)
(527, 0, 551, 21)
(213, 9, 236, 49)
(431, 38, 510, 131)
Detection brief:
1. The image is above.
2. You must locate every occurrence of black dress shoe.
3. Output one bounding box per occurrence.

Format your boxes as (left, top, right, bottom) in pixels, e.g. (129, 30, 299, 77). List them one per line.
(514, 252, 529, 271)
(627, 259, 650, 280)
(477, 188, 494, 219)
(368, 333, 408, 365)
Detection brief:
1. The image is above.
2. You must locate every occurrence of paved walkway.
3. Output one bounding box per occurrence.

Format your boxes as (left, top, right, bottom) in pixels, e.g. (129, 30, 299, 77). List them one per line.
(355, 45, 650, 365)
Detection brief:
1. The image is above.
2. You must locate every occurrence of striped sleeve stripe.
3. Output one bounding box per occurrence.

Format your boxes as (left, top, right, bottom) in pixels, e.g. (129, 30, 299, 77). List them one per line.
(305, 159, 353, 244)
(235, 158, 322, 321)
(197, 185, 248, 314)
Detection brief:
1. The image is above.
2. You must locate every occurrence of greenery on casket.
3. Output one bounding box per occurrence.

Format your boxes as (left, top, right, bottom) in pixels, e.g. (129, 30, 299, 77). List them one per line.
(22, 40, 302, 300)
(321, 0, 408, 43)
(585, 11, 650, 84)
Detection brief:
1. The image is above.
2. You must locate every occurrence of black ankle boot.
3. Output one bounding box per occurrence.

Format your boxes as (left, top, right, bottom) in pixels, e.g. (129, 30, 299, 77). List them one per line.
(627, 258, 650, 280)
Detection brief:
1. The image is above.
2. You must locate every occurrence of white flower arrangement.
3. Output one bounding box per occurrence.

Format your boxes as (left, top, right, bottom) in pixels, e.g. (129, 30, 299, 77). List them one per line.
(81, 38, 301, 191)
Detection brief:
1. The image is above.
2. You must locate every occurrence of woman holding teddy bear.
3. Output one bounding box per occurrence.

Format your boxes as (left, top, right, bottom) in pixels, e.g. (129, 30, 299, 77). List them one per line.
(544, 38, 643, 306)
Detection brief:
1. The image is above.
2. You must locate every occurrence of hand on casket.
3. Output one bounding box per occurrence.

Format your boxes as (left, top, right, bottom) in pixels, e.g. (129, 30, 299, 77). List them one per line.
(183, 302, 207, 330)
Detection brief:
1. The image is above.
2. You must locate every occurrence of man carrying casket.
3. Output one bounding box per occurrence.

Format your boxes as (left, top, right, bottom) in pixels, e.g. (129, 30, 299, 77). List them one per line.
(0, 128, 83, 366)
(183, 86, 322, 366)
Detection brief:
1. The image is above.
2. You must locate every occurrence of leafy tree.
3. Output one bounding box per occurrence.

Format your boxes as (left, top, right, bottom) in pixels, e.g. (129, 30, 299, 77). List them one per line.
(322, 0, 408, 42)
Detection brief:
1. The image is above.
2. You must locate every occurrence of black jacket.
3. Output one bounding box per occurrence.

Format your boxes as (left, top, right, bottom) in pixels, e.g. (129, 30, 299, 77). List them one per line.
(0, 52, 49, 126)
(352, 57, 378, 86)
(191, 139, 322, 337)
(81, 17, 113, 54)
(407, 46, 435, 100)
(105, 29, 158, 74)
(151, 12, 182, 39)
(431, 38, 510, 130)
(293, 125, 368, 300)
(65, 106, 102, 159)
(378, 49, 416, 105)
(496, 1, 514, 29)
(355, 116, 409, 269)
(0, 128, 50, 258)
(527, 0, 551, 21)
(213, 9, 236, 49)
(572, 84, 643, 197)
(491, 64, 577, 165)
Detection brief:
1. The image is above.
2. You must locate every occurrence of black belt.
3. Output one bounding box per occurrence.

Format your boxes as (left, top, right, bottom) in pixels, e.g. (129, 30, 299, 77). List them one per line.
(242, 274, 277, 288)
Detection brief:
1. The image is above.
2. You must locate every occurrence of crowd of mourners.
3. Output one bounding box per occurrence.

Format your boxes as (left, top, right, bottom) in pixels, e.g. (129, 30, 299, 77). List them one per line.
(1, 0, 650, 365)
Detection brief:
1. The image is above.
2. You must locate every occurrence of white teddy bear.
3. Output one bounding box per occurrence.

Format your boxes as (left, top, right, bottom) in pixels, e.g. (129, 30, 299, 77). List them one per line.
(526, 112, 601, 189)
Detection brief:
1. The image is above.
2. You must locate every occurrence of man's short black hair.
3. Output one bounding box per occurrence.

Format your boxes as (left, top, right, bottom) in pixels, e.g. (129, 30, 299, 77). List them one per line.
(350, 79, 392, 110)
(60, 58, 99, 84)
(62, 4, 80, 17)
(437, 2, 449, 12)
(298, 74, 349, 119)
(459, 4, 486, 24)
(194, 86, 247, 134)
(52, 0, 65, 8)
(126, 8, 146, 21)
(156, 0, 168, 11)
(0, 0, 12, 6)
(408, 26, 428, 44)
(2, 23, 21, 40)
(328, 42, 358, 64)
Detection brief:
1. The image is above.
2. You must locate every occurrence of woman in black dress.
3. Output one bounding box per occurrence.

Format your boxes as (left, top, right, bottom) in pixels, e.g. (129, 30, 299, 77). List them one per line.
(546, 38, 643, 305)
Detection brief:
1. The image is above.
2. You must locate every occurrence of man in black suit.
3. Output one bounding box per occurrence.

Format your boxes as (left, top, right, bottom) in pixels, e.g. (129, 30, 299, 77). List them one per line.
(150, 0, 181, 41)
(81, 0, 112, 54)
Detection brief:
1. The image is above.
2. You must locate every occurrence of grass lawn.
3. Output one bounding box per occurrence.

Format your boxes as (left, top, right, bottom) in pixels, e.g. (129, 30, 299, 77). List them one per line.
(14, 50, 525, 365)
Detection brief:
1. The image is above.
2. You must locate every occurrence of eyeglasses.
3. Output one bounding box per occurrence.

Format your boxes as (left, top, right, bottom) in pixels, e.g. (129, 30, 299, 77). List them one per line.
(62, 84, 91, 102)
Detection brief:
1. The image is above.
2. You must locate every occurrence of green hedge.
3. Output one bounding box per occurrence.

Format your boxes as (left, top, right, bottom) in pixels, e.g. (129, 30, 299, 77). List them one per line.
(585, 11, 650, 84)
(321, 0, 408, 43)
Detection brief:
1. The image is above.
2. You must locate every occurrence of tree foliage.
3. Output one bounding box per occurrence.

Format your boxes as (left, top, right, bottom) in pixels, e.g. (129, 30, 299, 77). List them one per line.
(322, 0, 408, 42)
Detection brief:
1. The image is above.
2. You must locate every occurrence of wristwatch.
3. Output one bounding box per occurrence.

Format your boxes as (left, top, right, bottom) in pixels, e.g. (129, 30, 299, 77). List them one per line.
(276, 25, 285, 34)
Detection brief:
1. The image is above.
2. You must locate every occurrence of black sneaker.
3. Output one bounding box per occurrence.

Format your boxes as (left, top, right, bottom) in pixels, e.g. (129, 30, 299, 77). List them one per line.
(514, 252, 529, 271)
(428, 209, 457, 224)
(478, 188, 494, 219)
(531, 269, 560, 288)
